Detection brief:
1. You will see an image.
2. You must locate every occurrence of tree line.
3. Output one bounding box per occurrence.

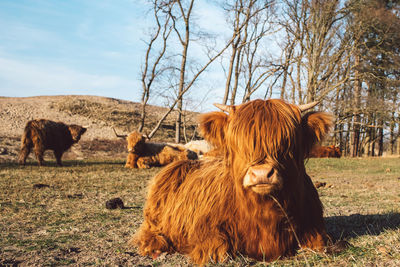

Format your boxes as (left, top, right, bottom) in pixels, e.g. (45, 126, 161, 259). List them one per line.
(136, 0, 400, 157)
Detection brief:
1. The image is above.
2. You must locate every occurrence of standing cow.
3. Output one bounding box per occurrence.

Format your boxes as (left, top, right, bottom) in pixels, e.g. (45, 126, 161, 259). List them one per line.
(131, 99, 333, 264)
(18, 119, 87, 166)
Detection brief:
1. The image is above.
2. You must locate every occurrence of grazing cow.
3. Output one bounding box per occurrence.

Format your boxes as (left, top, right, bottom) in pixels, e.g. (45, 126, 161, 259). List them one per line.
(309, 145, 341, 158)
(124, 131, 198, 169)
(130, 99, 333, 264)
(18, 119, 87, 166)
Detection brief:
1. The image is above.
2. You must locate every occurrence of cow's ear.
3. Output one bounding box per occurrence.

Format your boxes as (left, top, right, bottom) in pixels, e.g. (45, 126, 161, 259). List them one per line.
(302, 112, 333, 151)
(198, 111, 228, 148)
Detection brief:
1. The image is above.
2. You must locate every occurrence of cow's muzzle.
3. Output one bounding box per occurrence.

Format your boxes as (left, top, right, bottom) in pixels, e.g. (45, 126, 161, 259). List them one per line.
(243, 164, 282, 194)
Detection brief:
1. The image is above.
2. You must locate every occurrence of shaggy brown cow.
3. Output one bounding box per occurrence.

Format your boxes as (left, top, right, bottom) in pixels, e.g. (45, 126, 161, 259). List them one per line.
(124, 131, 197, 169)
(131, 99, 333, 264)
(309, 145, 341, 158)
(18, 119, 87, 166)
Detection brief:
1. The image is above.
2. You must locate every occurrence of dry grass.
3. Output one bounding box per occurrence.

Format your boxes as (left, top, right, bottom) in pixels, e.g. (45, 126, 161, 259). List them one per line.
(1, 157, 400, 266)
(0, 95, 200, 145)
(52, 96, 199, 142)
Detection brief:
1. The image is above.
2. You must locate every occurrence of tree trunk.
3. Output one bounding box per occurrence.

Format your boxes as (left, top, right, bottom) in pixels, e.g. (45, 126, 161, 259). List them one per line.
(397, 137, 400, 156)
(352, 54, 361, 157)
(377, 121, 384, 156)
(174, 0, 193, 143)
(230, 41, 243, 105)
(346, 120, 352, 156)
(389, 112, 396, 154)
(223, 9, 241, 105)
(223, 42, 237, 105)
(370, 126, 376, 157)
(138, 91, 149, 133)
(175, 100, 183, 143)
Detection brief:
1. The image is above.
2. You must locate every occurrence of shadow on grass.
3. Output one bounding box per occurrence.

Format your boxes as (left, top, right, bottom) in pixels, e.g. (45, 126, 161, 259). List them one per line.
(0, 160, 126, 168)
(326, 212, 400, 241)
(61, 160, 126, 167)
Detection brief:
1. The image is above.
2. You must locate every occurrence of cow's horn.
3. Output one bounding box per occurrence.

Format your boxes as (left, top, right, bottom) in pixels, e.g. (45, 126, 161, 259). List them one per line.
(214, 103, 233, 113)
(112, 127, 127, 138)
(298, 101, 319, 112)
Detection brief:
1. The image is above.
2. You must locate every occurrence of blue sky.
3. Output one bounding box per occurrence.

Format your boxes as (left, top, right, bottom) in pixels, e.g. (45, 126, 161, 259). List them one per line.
(0, 0, 140, 97)
(0, 0, 156, 101)
(0, 0, 230, 111)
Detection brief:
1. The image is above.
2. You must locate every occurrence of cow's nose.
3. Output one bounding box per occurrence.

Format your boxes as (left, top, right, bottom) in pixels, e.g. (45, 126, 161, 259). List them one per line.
(243, 164, 277, 187)
(248, 165, 274, 182)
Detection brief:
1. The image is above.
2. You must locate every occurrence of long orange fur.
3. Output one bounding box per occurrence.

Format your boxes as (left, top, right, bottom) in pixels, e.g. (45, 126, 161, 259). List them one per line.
(131, 99, 333, 264)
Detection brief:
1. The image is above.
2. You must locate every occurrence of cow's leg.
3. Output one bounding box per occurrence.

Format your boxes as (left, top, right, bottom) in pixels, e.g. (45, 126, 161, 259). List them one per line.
(137, 157, 152, 169)
(33, 145, 45, 166)
(301, 227, 348, 254)
(125, 153, 138, 168)
(188, 232, 231, 265)
(299, 175, 329, 251)
(54, 150, 63, 166)
(18, 145, 31, 165)
(300, 230, 327, 251)
(129, 222, 172, 258)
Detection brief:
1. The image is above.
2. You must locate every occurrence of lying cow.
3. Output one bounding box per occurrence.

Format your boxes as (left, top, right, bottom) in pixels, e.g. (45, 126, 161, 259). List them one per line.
(309, 145, 341, 158)
(18, 119, 87, 166)
(124, 131, 197, 168)
(130, 99, 334, 264)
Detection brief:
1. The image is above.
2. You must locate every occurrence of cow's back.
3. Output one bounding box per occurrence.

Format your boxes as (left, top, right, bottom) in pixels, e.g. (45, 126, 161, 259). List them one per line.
(31, 119, 73, 151)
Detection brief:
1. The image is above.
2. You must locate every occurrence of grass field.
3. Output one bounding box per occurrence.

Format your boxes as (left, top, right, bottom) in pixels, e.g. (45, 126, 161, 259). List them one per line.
(1, 157, 399, 266)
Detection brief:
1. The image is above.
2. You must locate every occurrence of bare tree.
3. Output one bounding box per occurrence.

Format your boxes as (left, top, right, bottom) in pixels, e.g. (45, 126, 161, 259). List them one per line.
(241, 5, 278, 103)
(279, 0, 352, 104)
(145, 0, 243, 141)
(222, 0, 243, 105)
(138, 0, 173, 132)
(136, 0, 400, 154)
(346, 0, 400, 156)
(221, 0, 275, 105)
(168, 0, 194, 143)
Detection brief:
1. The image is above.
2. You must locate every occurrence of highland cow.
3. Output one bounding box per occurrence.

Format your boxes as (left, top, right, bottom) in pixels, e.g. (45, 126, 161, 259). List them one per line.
(309, 145, 341, 158)
(124, 131, 197, 169)
(131, 99, 334, 264)
(18, 119, 87, 166)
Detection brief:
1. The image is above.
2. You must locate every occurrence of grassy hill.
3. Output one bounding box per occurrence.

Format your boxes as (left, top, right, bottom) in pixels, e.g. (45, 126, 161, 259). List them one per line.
(0, 95, 199, 163)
